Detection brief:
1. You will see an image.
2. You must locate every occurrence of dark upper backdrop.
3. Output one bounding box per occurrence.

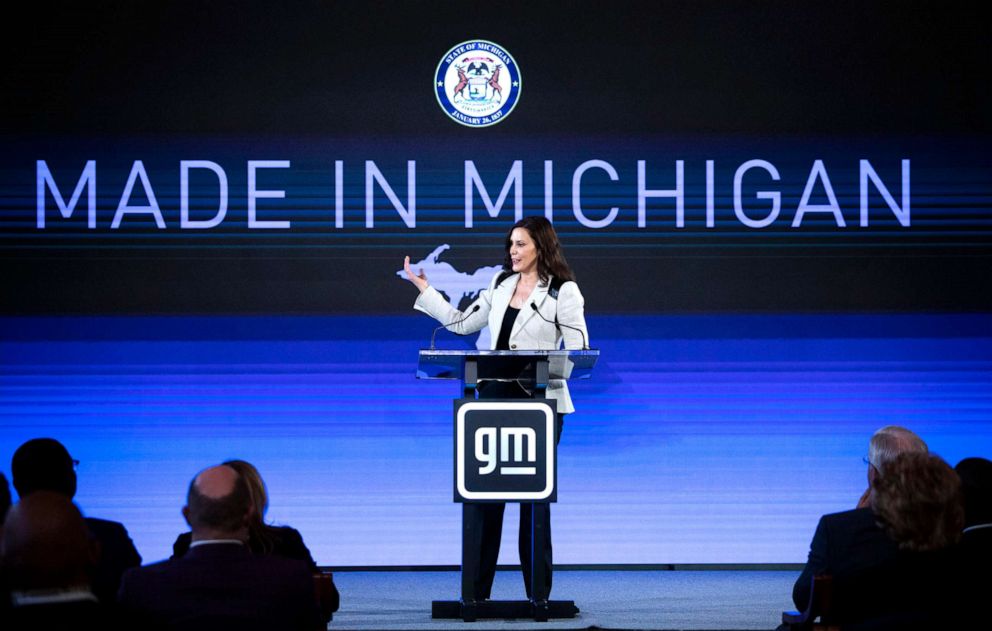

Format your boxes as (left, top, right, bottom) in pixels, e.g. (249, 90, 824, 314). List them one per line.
(3, 0, 990, 315)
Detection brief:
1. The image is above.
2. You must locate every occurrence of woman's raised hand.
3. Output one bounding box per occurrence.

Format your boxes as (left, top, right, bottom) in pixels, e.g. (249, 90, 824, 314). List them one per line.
(403, 256, 430, 293)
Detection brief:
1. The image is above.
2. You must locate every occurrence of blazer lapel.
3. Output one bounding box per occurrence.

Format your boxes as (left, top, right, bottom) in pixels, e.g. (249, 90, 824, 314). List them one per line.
(512, 279, 550, 337)
(492, 273, 518, 340)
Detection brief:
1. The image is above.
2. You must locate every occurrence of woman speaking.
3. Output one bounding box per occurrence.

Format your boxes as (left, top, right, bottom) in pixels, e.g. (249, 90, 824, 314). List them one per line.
(403, 216, 588, 602)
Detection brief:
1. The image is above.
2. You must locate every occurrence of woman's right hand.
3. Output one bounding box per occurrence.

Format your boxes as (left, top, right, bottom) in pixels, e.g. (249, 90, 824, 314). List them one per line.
(403, 256, 430, 293)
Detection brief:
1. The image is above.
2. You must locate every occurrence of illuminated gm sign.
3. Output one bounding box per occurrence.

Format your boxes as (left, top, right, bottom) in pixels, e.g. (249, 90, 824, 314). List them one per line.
(476, 426, 537, 476)
(455, 400, 556, 502)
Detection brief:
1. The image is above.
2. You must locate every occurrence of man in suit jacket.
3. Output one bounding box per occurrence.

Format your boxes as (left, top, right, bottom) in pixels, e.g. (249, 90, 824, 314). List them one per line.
(792, 505, 900, 613)
(11, 438, 141, 604)
(955, 456, 992, 608)
(956, 456, 992, 544)
(793, 425, 927, 610)
(118, 464, 321, 631)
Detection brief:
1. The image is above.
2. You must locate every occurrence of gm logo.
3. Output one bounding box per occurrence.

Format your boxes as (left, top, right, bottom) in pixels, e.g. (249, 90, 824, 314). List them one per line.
(476, 426, 537, 476)
(455, 400, 556, 502)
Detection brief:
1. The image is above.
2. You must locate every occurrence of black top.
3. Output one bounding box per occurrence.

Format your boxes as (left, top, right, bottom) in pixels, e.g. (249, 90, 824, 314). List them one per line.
(495, 307, 520, 350)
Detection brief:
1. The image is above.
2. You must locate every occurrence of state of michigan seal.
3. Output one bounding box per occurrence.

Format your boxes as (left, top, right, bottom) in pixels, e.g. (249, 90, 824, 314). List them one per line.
(435, 40, 521, 128)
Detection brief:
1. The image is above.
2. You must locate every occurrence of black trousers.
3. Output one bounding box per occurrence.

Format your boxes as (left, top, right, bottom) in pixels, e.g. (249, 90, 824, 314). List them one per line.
(469, 381, 563, 600)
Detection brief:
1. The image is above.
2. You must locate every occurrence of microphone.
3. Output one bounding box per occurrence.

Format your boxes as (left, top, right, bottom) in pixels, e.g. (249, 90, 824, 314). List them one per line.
(530, 302, 589, 350)
(430, 305, 481, 350)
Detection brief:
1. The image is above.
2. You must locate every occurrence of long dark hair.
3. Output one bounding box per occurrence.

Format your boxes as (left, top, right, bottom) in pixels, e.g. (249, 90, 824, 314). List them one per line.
(503, 216, 575, 285)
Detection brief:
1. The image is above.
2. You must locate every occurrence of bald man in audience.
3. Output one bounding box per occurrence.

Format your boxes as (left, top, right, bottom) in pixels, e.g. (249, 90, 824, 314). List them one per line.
(793, 425, 928, 611)
(118, 464, 321, 631)
(1, 492, 127, 630)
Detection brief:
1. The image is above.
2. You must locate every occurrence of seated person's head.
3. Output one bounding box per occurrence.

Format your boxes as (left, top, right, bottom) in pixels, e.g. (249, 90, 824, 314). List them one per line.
(182, 465, 253, 541)
(222, 459, 269, 521)
(871, 452, 964, 551)
(10, 438, 77, 499)
(1, 491, 97, 593)
(955, 457, 992, 529)
(867, 426, 928, 480)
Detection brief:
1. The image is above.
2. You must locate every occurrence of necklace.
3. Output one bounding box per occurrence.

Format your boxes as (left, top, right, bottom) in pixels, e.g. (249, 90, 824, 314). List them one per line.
(510, 279, 536, 308)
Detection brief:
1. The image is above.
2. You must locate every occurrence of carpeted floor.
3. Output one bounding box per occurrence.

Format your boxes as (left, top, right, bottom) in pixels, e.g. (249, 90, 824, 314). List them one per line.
(330, 569, 797, 630)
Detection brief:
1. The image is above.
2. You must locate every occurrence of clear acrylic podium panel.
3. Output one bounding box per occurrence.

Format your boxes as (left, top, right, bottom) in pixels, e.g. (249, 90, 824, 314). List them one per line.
(416, 349, 599, 381)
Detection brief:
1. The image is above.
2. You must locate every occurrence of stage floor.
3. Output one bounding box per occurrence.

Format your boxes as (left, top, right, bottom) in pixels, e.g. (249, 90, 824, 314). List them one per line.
(331, 569, 797, 630)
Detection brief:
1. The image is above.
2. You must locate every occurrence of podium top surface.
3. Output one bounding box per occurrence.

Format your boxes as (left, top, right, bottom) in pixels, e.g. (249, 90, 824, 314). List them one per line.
(417, 349, 599, 381)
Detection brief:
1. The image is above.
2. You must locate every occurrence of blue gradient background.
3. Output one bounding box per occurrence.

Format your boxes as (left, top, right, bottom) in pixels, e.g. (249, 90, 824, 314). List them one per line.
(2, 313, 989, 566)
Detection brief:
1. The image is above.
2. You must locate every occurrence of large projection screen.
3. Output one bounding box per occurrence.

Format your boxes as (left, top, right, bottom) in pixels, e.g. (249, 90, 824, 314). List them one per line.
(2, 1, 989, 567)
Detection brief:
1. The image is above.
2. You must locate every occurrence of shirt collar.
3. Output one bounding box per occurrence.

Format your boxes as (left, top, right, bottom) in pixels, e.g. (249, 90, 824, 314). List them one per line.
(12, 588, 98, 606)
(189, 539, 246, 548)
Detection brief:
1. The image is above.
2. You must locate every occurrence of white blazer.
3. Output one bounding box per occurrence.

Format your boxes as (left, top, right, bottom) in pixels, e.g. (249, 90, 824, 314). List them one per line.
(414, 271, 588, 414)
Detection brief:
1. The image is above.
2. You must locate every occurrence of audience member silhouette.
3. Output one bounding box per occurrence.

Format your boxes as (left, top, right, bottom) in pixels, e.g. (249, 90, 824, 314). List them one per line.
(118, 464, 321, 631)
(955, 456, 992, 540)
(172, 459, 338, 620)
(10, 438, 141, 604)
(0, 472, 10, 616)
(1, 491, 129, 630)
(172, 459, 319, 570)
(837, 452, 964, 629)
(954, 456, 992, 606)
(794, 426, 927, 611)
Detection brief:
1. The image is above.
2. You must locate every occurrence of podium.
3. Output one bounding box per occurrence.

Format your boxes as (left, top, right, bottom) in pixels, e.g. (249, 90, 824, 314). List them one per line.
(417, 349, 599, 622)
